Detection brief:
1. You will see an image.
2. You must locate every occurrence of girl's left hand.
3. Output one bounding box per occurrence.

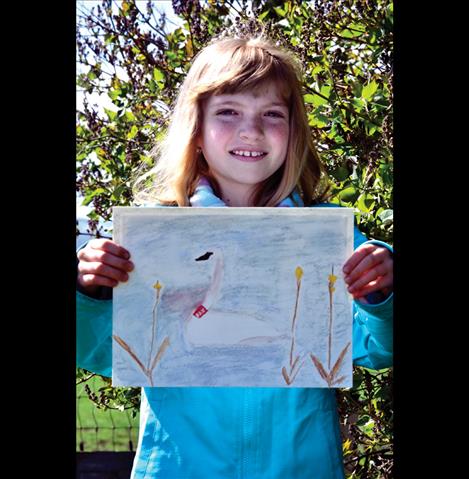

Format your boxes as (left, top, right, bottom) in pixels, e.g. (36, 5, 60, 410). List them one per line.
(342, 243, 393, 301)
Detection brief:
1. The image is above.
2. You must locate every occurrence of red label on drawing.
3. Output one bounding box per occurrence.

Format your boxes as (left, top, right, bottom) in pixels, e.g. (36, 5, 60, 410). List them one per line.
(193, 305, 208, 318)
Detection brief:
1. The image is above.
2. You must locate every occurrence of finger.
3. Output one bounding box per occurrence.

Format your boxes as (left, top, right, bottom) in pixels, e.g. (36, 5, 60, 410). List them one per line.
(343, 243, 377, 275)
(351, 274, 393, 299)
(345, 261, 391, 293)
(88, 238, 131, 259)
(78, 248, 134, 273)
(344, 247, 390, 282)
(78, 273, 118, 289)
(78, 261, 130, 283)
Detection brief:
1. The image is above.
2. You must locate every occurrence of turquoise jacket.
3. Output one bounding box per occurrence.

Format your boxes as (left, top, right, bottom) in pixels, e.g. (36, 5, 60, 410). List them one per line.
(77, 203, 393, 479)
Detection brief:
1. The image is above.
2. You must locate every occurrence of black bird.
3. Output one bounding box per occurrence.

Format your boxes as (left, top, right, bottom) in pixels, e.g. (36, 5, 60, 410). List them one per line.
(195, 251, 214, 261)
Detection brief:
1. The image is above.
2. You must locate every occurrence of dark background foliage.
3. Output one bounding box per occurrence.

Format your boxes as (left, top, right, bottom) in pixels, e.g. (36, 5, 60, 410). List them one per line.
(77, 1, 393, 477)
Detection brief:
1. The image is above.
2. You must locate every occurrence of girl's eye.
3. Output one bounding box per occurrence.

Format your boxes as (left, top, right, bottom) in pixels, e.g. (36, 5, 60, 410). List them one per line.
(216, 109, 237, 116)
(265, 111, 285, 118)
(215, 109, 286, 118)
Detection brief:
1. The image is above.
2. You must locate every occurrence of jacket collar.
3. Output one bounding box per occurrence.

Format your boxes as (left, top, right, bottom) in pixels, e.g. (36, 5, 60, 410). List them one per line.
(189, 176, 304, 207)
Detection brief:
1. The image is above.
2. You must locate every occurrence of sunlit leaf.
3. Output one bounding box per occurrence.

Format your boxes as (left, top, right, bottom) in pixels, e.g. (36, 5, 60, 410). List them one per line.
(125, 110, 136, 122)
(362, 81, 378, 100)
(127, 125, 138, 140)
(104, 108, 117, 121)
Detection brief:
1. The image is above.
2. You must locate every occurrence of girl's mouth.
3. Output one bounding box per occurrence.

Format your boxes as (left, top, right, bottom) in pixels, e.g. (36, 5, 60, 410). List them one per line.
(229, 150, 267, 162)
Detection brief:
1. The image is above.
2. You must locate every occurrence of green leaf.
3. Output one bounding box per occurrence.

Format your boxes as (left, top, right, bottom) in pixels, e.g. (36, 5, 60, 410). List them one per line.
(338, 186, 358, 203)
(125, 110, 136, 122)
(104, 108, 118, 121)
(378, 209, 393, 225)
(127, 125, 138, 140)
(357, 193, 375, 212)
(139, 154, 153, 166)
(331, 166, 349, 182)
(152, 68, 164, 82)
(362, 81, 378, 100)
(320, 85, 331, 98)
(311, 64, 323, 76)
(83, 188, 106, 206)
(111, 184, 127, 201)
(304, 93, 327, 107)
(274, 5, 286, 16)
(104, 33, 115, 45)
(352, 98, 364, 111)
(340, 27, 363, 38)
(108, 89, 122, 101)
(94, 147, 106, 159)
(308, 111, 329, 128)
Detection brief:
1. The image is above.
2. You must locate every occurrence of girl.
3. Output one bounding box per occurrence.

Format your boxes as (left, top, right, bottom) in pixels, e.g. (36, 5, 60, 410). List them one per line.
(77, 34, 393, 478)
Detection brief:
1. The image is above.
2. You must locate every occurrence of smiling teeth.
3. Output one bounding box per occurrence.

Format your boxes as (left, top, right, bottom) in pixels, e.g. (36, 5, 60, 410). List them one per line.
(232, 150, 265, 157)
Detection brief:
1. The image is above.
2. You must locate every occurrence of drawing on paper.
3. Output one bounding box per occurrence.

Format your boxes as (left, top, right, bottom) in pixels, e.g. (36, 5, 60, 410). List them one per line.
(184, 248, 287, 351)
(112, 207, 354, 388)
(309, 267, 351, 387)
(281, 266, 307, 385)
(281, 265, 351, 386)
(112, 280, 170, 386)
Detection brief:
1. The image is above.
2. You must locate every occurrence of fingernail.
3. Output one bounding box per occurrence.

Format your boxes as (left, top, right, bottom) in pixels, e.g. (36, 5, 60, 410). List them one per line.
(127, 261, 134, 271)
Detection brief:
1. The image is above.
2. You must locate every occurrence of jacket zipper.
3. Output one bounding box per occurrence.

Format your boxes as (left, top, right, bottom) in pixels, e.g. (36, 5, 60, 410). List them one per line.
(241, 388, 255, 478)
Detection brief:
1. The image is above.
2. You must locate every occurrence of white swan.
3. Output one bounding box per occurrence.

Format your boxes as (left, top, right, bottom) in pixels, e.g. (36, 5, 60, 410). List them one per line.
(182, 248, 287, 350)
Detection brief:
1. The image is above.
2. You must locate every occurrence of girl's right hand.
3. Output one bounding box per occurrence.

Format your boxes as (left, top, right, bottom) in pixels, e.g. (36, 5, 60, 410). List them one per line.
(77, 239, 134, 297)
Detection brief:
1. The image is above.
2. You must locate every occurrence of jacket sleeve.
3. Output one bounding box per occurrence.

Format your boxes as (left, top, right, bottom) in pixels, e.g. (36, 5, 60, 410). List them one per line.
(76, 291, 113, 377)
(351, 228, 393, 370)
(76, 240, 113, 377)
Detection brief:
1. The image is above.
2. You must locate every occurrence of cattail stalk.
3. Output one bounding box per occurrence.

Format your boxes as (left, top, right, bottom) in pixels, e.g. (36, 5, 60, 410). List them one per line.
(327, 266, 337, 370)
(310, 267, 349, 387)
(282, 267, 305, 386)
(289, 266, 303, 368)
(148, 281, 163, 371)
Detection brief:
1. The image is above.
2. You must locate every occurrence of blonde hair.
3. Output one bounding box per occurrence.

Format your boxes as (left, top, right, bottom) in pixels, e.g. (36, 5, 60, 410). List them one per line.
(133, 33, 329, 206)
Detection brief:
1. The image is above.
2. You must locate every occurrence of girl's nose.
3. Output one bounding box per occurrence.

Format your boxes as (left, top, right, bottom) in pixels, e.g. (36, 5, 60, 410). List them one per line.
(239, 117, 264, 142)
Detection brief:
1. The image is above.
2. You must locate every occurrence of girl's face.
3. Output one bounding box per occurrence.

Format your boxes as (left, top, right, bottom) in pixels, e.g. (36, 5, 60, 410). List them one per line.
(198, 82, 289, 206)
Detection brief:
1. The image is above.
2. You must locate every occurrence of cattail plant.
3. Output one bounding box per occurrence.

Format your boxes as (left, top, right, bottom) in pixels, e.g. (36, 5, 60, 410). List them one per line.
(281, 266, 306, 385)
(328, 268, 336, 370)
(148, 281, 163, 370)
(113, 280, 170, 386)
(310, 266, 351, 387)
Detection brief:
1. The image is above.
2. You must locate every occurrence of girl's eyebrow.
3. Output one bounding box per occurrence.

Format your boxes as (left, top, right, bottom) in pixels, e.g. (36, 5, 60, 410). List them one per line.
(210, 99, 287, 109)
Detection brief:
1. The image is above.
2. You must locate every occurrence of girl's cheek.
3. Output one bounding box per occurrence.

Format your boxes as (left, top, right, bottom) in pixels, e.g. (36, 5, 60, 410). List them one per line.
(212, 120, 238, 135)
(266, 122, 289, 141)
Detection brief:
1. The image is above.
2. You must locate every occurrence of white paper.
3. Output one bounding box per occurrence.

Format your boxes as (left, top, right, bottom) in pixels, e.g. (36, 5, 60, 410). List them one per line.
(112, 207, 354, 388)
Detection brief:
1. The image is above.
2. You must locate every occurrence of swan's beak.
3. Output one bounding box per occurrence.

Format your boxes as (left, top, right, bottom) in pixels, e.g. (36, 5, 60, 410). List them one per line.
(195, 251, 214, 261)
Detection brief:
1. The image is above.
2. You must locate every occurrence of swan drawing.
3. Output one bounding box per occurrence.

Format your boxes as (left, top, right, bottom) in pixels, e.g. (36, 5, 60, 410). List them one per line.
(181, 248, 288, 350)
